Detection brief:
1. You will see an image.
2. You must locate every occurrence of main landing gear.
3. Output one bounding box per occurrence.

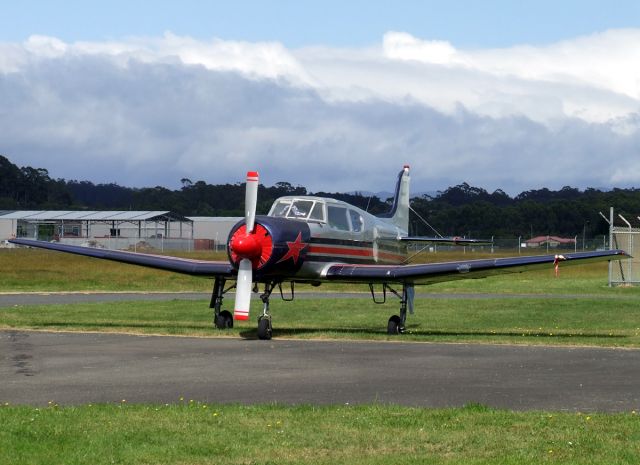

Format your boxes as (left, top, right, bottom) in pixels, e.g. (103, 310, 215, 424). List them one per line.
(211, 277, 234, 329)
(369, 282, 415, 335)
(209, 277, 276, 340)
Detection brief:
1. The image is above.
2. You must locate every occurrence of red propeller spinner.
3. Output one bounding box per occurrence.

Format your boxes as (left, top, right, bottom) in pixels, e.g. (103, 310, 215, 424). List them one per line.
(228, 223, 273, 269)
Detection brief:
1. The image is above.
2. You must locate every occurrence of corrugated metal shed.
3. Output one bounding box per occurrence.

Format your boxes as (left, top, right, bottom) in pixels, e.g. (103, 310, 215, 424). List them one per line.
(0, 211, 190, 222)
(0, 210, 194, 242)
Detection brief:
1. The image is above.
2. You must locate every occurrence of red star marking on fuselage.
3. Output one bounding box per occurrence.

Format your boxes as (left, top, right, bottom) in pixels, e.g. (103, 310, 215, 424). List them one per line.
(277, 232, 308, 265)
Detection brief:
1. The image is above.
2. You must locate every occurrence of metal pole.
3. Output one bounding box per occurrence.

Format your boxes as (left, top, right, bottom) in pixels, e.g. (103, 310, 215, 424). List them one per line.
(618, 213, 633, 282)
(609, 207, 614, 286)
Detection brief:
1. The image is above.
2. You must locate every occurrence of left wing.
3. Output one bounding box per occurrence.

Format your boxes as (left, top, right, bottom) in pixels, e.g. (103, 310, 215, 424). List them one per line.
(9, 238, 234, 277)
(325, 249, 629, 284)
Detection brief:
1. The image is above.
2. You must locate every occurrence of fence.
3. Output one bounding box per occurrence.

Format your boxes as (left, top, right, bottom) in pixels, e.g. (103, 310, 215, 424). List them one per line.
(407, 235, 608, 255)
(609, 224, 640, 286)
(58, 237, 219, 252)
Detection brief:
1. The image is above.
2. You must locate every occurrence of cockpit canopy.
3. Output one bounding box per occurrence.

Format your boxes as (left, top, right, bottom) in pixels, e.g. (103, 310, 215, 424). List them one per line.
(268, 197, 364, 232)
(270, 199, 324, 222)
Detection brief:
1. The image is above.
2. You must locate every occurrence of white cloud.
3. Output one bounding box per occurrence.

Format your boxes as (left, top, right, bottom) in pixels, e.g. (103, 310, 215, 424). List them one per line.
(1, 31, 640, 194)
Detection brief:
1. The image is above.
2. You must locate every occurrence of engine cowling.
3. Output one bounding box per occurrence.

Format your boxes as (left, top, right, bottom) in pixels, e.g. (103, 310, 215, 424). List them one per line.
(227, 216, 311, 277)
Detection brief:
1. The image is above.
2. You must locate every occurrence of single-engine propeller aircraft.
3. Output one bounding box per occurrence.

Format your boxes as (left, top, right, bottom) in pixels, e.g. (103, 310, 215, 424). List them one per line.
(10, 166, 629, 340)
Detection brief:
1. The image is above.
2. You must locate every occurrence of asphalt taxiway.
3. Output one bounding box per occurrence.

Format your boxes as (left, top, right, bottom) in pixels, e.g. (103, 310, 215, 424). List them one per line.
(1, 330, 638, 411)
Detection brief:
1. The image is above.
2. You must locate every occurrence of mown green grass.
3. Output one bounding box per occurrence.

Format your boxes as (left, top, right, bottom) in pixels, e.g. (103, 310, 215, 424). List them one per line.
(1, 246, 638, 345)
(0, 249, 215, 292)
(2, 248, 638, 297)
(1, 403, 639, 465)
(2, 294, 639, 347)
(2, 249, 640, 463)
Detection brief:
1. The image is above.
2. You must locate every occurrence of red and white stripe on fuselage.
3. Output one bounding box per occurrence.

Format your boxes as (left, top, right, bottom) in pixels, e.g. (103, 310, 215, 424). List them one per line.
(306, 240, 405, 264)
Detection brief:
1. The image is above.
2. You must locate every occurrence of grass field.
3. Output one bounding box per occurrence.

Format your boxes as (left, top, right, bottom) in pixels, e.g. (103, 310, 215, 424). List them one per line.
(2, 295, 640, 347)
(2, 247, 640, 464)
(2, 247, 639, 346)
(1, 403, 639, 465)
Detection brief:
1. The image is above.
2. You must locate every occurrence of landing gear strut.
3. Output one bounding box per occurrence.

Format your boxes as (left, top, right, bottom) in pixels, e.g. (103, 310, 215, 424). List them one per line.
(210, 277, 233, 329)
(257, 282, 276, 340)
(387, 283, 414, 335)
(370, 282, 414, 335)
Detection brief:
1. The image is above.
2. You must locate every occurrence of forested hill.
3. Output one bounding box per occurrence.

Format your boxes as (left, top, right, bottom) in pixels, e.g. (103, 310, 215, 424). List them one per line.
(2, 154, 639, 238)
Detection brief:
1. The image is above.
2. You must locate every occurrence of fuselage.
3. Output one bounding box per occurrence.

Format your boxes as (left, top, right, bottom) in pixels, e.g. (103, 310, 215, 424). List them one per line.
(265, 195, 408, 280)
(226, 166, 411, 283)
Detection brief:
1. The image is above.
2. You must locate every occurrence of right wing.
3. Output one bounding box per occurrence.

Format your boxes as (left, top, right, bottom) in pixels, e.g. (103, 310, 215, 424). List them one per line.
(9, 238, 234, 277)
(325, 249, 629, 284)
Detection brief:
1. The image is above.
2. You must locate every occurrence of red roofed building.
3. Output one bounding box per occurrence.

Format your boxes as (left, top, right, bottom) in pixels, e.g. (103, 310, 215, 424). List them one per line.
(525, 235, 576, 248)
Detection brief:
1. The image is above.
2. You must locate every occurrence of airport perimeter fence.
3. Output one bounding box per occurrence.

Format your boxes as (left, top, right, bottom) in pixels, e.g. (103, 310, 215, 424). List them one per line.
(58, 237, 200, 252)
(407, 235, 610, 255)
(600, 207, 640, 286)
(610, 228, 640, 286)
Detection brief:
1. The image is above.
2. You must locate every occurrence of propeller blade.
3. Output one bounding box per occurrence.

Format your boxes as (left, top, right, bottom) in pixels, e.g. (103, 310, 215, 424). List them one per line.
(245, 171, 259, 233)
(234, 258, 252, 321)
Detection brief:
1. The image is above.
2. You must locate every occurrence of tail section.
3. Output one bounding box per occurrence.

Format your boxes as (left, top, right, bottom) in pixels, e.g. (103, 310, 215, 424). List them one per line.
(377, 165, 410, 232)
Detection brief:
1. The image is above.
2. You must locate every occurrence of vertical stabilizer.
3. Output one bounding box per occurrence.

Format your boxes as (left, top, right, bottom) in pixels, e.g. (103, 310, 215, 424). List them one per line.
(377, 165, 410, 232)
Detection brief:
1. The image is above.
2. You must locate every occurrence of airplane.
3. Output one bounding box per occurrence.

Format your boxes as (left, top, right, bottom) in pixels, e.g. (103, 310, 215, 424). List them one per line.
(10, 166, 629, 340)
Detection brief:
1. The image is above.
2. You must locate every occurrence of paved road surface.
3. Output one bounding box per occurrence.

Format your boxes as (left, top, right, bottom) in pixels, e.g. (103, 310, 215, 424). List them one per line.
(1, 330, 638, 411)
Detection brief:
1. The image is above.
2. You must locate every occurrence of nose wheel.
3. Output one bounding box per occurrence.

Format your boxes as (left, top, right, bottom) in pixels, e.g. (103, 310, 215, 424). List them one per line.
(256, 282, 275, 340)
(257, 315, 272, 340)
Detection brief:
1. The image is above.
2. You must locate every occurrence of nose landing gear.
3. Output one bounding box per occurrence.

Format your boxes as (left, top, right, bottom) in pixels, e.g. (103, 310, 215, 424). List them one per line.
(257, 282, 275, 340)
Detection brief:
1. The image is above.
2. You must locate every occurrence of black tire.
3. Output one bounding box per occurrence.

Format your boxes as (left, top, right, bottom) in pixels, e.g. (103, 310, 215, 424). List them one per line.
(215, 310, 233, 329)
(387, 315, 403, 335)
(257, 317, 272, 340)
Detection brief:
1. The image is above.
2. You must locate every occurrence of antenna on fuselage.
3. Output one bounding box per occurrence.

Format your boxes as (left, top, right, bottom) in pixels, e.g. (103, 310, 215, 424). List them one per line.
(365, 195, 372, 212)
(408, 204, 443, 238)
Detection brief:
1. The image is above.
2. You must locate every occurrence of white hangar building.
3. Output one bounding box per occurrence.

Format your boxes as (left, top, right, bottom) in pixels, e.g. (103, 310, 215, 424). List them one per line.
(0, 211, 240, 251)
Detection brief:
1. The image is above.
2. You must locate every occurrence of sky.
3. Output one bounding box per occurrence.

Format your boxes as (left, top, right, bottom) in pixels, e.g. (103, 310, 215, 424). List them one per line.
(1, 1, 640, 194)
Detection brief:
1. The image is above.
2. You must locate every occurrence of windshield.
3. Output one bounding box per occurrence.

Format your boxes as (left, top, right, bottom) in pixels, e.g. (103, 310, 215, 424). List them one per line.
(287, 200, 314, 219)
(270, 200, 292, 217)
(269, 199, 325, 222)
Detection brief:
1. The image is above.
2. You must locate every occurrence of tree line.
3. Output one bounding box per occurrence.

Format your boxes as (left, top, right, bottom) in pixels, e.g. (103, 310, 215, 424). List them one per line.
(2, 154, 639, 239)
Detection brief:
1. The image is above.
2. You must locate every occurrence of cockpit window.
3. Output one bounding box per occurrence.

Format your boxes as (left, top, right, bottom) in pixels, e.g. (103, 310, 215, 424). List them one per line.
(328, 206, 349, 231)
(271, 200, 292, 217)
(309, 202, 324, 221)
(287, 200, 314, 219)
(349, 210, 363, 232)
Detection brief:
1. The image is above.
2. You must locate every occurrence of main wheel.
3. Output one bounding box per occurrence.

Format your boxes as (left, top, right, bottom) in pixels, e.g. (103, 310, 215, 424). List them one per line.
(387, 315, 404, 335)
(215, 310, 233, 329)
(257, 317, 272, 340)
